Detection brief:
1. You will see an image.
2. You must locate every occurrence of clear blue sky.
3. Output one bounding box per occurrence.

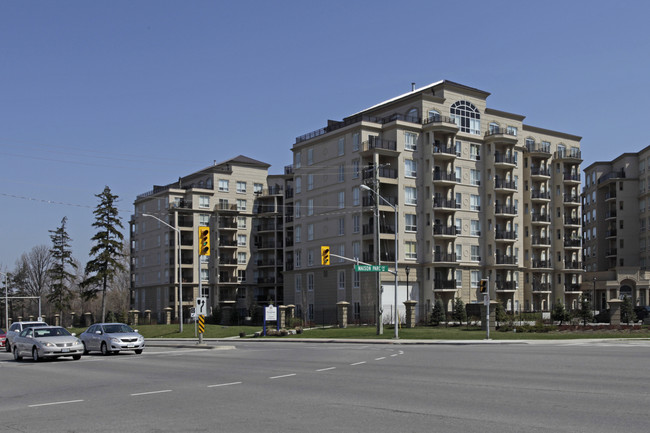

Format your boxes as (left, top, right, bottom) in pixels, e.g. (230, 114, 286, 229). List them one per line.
(1, 0, 649, 270)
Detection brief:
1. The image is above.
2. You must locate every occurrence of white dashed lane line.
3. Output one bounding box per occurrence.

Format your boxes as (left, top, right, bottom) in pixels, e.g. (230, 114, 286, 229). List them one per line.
(350, 361, 366, 366)
(28, 399, 84, 408)
(208, 382, 242, 388)
(130, 390, 172, 396)
(316, 367, 336, 372)
(269, 373, 297, 380)
(375, 357, 386, 360)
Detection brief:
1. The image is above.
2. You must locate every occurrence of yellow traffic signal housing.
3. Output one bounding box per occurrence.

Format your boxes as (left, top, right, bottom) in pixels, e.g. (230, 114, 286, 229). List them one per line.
(321, 246, 330, 265)
(479, 279, 488, 293)
(199, 227, 210, 256)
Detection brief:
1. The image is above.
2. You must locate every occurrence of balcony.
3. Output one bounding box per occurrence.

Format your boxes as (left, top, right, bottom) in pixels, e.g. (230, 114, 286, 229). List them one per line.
(361, 137, 397, 153)
(526, 143, 551, 156)
(530, 190, 551, 201)
(433, 225, 458, 237)
(564, 284, 582, 292)
(434, 252, 457, 263)
(531, 236, 551, 246)
(563, 261, 582, 270)
(532, 284, 551, 293)
(564, 216, 581, 226)
(218, 239, 237, 248)
(494, 154, 517, 166)
(531, 213, 551, 224)
(423, 115, 459, 133)
(564, 238, 581, 248)
(605, 249, 617, 257)
(605, 211, 617, 220)
(433, 198, 459, 211)
(597, 169, 625, 184)
(563, 194, 580, 205)
(532, 260, 551, 269)
(432, 143, 458, 159)
(495, 281, 517, 291)
(218, 218, 237, 230)
(563, 173, 581, 183)
(433, 279, 457, 291)
(255, 241, 278, 249)
(495, 230, 517, 241)
(495, 205, 518, 216)
(494, 179, 517, 191)
(362, 166, 398, 180)
(495, 255, 517, 265)
(484, 128, 518, 144)
(530, 167, 551, 177)
(362, 195, 397, 207)
(218, 257, 237, 266)
(605, 229, 617, 238)
(555, 149, 582, 162)
(433, 172, 459, 185)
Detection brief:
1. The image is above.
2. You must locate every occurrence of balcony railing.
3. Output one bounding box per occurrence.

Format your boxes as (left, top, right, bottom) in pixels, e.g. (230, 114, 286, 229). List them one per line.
(494, 180, 517, 190)
(532, 284, 551, 292)
(494, 154, 517, 165)
(564, 238, 581, 247)
(434, 252, 457, 262)
(433, 172, 459, 182)
(433, 279, 457, 290)
(564, 261, 582, 270)
(495, 281, 517, 291)
(532, 214, 551, 223)
(531, 236, 551, 245)
(433, 198, 459, 209)
(495, 230, 517, 240)
(532, 260, 551, 268)
(433, 225, 457, 236)
(531, 190, 551, 200)
(495, 255, 517, 265)
(495, 205, 518, 215)
(530, 167, 551, 176)
(563, 173, 581, 182)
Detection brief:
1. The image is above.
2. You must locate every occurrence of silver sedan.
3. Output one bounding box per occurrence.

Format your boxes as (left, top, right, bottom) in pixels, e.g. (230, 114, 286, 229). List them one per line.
(80, 323, 145, 355)
(12, 326, 84, 361)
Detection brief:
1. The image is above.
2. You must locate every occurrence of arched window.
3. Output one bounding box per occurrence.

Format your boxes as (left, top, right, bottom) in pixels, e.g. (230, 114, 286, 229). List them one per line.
(406, 108, 419, 122)
(450, 101, 481, 135)
(428, 109, 441, 121)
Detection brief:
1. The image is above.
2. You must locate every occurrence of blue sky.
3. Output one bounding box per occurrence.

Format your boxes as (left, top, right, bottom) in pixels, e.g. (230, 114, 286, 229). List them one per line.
(1, 0, 649, 270)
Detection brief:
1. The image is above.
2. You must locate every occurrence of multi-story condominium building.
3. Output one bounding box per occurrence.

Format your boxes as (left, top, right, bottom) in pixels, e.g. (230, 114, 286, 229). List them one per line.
(284, 80, 583, 324)
(130, 156, 284, 323)
(582, 148, 650, 311)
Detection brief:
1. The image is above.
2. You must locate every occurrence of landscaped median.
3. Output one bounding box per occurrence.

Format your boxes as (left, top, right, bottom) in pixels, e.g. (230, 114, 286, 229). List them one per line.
(68, 324, 650, 341)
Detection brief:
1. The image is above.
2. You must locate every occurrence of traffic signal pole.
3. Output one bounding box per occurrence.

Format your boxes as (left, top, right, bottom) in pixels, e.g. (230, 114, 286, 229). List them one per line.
(485, 278, 490, 340)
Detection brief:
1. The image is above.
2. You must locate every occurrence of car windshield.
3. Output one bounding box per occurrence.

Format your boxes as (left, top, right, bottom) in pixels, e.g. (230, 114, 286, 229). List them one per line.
(34, 328, 71, 338)
(103, 324, 134, 334)
(26, 323, 48, 329)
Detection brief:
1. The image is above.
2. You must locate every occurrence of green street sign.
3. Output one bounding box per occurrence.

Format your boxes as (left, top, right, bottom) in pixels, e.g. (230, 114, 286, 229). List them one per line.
(354, 265, 389, 272)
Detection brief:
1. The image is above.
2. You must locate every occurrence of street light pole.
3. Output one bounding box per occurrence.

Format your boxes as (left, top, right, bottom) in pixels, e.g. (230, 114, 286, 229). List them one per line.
(1, 271, 8, 329)
(361, 185, 399, 339)
(592, 276, 597, 314)
(405, 266, 410, 301)
(143, 213, 183, 333)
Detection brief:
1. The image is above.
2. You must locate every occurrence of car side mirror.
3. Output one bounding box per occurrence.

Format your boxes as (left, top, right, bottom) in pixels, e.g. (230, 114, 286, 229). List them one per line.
(71, 333, 77, 337)
(134, 329, 139, 333)
(95, 330, 102, 335)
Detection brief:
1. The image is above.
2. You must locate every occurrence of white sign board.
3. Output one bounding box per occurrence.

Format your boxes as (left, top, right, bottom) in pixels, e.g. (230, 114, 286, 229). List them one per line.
(265, 305, 277, 321)
(196, 297, 207, 316)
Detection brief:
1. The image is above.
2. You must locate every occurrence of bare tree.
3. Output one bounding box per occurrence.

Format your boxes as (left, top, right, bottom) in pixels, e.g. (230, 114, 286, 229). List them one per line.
(17, 245, 52, 316)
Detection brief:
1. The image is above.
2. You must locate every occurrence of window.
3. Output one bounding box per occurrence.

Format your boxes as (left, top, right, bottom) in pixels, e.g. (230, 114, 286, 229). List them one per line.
(254, 183, 263, 194)
(295, 151, 301, 169)
(456, 270, 462, 288)
(450, 100, 481, 135)
(307, 249, 314, 267)
(307, 148, 313, 165)
(338, 244, 345, 263)
(352, 159, 360, 179)
(405, 132, 417, 151)
(338, 138, 345, 156)
(199, 195, 210, 208)
(295, 250, 302, 268)
(353, 187, 360, 206)
(470, 220, 480, 236)
(405, 187, 417, 205)
(507, 126, 518, 136)
(456, 244, 462, 261)
(199, 214, 210, 226)
(353, 133, 360, 151)
(307, 174, 314, 190)
(338, 191, 345, 209)
(218, 198, 228, 210)
(471, 271, 480, 288)
(338, 270, 346, 290)
(471, 245, 480, 261)
(428, 109, 441, 121)
(307, 199, 314, 216)
(237, 252, 247, 264)
(405, 214, 417, 232)
(405, 159, 417, 177)
(238, 270, 246, 283)
(455, 167, 462, 182)
(338, 217, 345, 235)
(307, 273, 314, 291)
(470, 143, 480, 160)
(470, 169, 480, 186)
(338, 164, 345, 182)
(237, 199, 246, 211)
(489, 122, 499, 134)
(405, 241, 417, 259)
(295, 201, 301, 218)
(295, 274, 302, 292)
(237, 234, 247, 246)
(353, 215, 360, 233)
(353, 241, 360, 260)
(295, 176, 302, 194)
(201, 269, 209, 281)
(307, 223, 314, 241)
(236, 181, 247, 193)
(295, 225, 301, 243)
(218, 180, 229, 192)
(354, 271, 360, 288)
(237, 217, 246, 229)
(470, 194, 480, 211)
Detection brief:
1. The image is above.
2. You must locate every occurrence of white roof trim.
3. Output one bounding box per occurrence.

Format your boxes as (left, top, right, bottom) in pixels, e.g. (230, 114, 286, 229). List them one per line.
(351, 80, 444, 116)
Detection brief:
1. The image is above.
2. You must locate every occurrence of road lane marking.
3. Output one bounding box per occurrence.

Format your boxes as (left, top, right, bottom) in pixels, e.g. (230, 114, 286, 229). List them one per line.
(375, 357, 386, 360)
(350, 361, 366, 366)
(130, 390, 172, 396)
(390, 354, 398, 357)
(29, 400, 84, 407)
(316, 367, 336, 372)
(269, 374, 296, 379)
(208, 382, 242, 388)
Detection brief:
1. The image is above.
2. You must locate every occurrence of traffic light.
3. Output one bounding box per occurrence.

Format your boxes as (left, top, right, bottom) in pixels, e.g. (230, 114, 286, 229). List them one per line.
(199, 227, 210, 256)
(479, 279, 488, 293)
(321, 246, 330, 265)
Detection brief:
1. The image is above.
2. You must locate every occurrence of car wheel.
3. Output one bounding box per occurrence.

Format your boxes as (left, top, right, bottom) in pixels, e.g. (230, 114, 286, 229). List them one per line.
(134, 349, 143, 355)
(6, 343, 11, 353)
(32, 347, 40, 362)
(82, 342, 88, 355)
(13, 346, 22, 361)
(100, 342, 110, 356)
(72, 355, 81, 360)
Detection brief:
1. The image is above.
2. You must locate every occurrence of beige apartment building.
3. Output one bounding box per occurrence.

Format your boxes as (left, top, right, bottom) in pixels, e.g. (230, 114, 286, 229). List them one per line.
(130, 156, 284, 323)
(582, 148, 650, 311)
(284, 80, 583, 324)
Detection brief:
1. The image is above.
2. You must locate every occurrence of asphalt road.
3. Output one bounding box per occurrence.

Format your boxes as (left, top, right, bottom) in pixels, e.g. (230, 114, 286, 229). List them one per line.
(1, 339, 649, 432)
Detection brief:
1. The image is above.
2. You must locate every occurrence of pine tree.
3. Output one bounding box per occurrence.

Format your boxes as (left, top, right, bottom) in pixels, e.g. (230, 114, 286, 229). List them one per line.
(578, 295, 594, 326)
(82, 186, 125, 322)
(494, 302, 507, 326)
(621, 296, 636, 324)
(431, 298, 446, 326)
(452, 298, 467, 325)
(551, 299, 570, 325)
(48, 217, 77, 319)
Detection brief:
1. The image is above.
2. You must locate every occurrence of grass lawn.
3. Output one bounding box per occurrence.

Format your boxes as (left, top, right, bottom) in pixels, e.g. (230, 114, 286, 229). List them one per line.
(68, 323, 650, 340)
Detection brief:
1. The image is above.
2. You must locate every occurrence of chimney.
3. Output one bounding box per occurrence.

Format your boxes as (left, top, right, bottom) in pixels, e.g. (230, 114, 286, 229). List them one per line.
(411, 82, 416, 91)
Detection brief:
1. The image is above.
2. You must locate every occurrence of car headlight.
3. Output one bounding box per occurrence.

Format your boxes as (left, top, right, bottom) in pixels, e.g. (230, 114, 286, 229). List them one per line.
(110, 337, 121, 343)
(75, 339, 82, 345)
(44, 342, 56, 347)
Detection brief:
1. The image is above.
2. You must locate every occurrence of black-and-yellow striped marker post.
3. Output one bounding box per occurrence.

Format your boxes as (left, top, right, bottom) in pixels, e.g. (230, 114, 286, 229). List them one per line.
(198, 315, 205, 343)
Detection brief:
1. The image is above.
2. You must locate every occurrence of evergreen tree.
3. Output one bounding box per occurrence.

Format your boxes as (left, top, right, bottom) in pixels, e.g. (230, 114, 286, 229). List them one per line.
(494, 302, 507, 326)
(82, 186, 125, 322)
(452, 298, 467, 325)
(431, 298, 446, 326)
(578, 295, 594, 326)
(621, 296, 636, 324)
(551, 299, 570, 325)
(48, 217, 77, 318)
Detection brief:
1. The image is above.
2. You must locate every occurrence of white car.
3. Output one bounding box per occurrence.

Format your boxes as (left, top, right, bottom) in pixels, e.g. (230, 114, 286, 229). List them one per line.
(80, 323, 145, 355)
(12, 326, 84, 361)
(5, 321, 49, 352)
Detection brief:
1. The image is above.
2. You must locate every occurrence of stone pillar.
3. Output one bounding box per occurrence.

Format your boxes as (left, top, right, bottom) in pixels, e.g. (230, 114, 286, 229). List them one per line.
(220, 301, 236, 325)
(70, 312, 76, 327)
(54, 314, 60, 326)
(286, 305, 295, 325)
(130, 310, 140, 326)
(279, 305, 287, 329)
(164, 307, 173, 325)
(7, 318, 12, 327)
(480, 301, 498, 332)
(337, 302, 350, 328)
(84, 312, 92, 327)
(145, 310, 152, 325)
(403, 300, 418, 328)
(29, 315, 34, 321)
(18, 316, 23, 322)
(608, 299, 623, 326)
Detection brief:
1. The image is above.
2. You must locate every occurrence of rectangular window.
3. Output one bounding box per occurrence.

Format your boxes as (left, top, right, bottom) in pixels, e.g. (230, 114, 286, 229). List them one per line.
(405, 187, 417, 205)
(338, 270, 346, 289)
(295, 250, 302, 268)
(353, 241, 360, 260)
(199, 195, 210, 209)
(307, 199, 314, 216)
(471, 245, 480, 261)
(307, 174, 314, 190)
(353, 271, 360, 288)
(295, 201, 301, 218)
(471, 271, 480, 288)
(238, 270, 246, 283)
(338, 191, 345, 209)
(237, 199, 247, 211)
(470, 169, 480, 186)
(405, 159, 417, 177)
(307, 223, 314, 241)
(237, 252, 247, 264)
(353, 215, 360, 233)
(456, 270, 462, 288)
(307, 249, 314, 267)
(295, 225, 301, 243)
(237, 234, 247, 246)
(237, 216, 247, 229)
(295, 274, 302, 292)
(201, 269, 209, 281)
(307, 148, 313, 165)
(352, 159, 360, 179)
(307, 273, 314, 291)
(218, 198, 228, 210)
(254, 183, 263, 194)
(295, 176, 302, 194)
(218, 179, 229, 192)
(405, 241, 417, 259)
(456, 244, 462, 261)
(199, 214, 210, 226)
(405, 132, 417, 151)
(507, 126, 518, 136)
(295, 151, 301, 169)
(353, 187, 360, 206)
(470, 143, 480, 160)
(338, 244, 345, 263)
(338, 164, 345, 182)
(405, 214, 417, 232)
(338, 217, 345, 236)
(236, 181, 247, 193)
(470, 220, 480, 236)
(353, 133, 360, 151)
(338, 138, 345, 156)
(470, 194, 480, 211)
